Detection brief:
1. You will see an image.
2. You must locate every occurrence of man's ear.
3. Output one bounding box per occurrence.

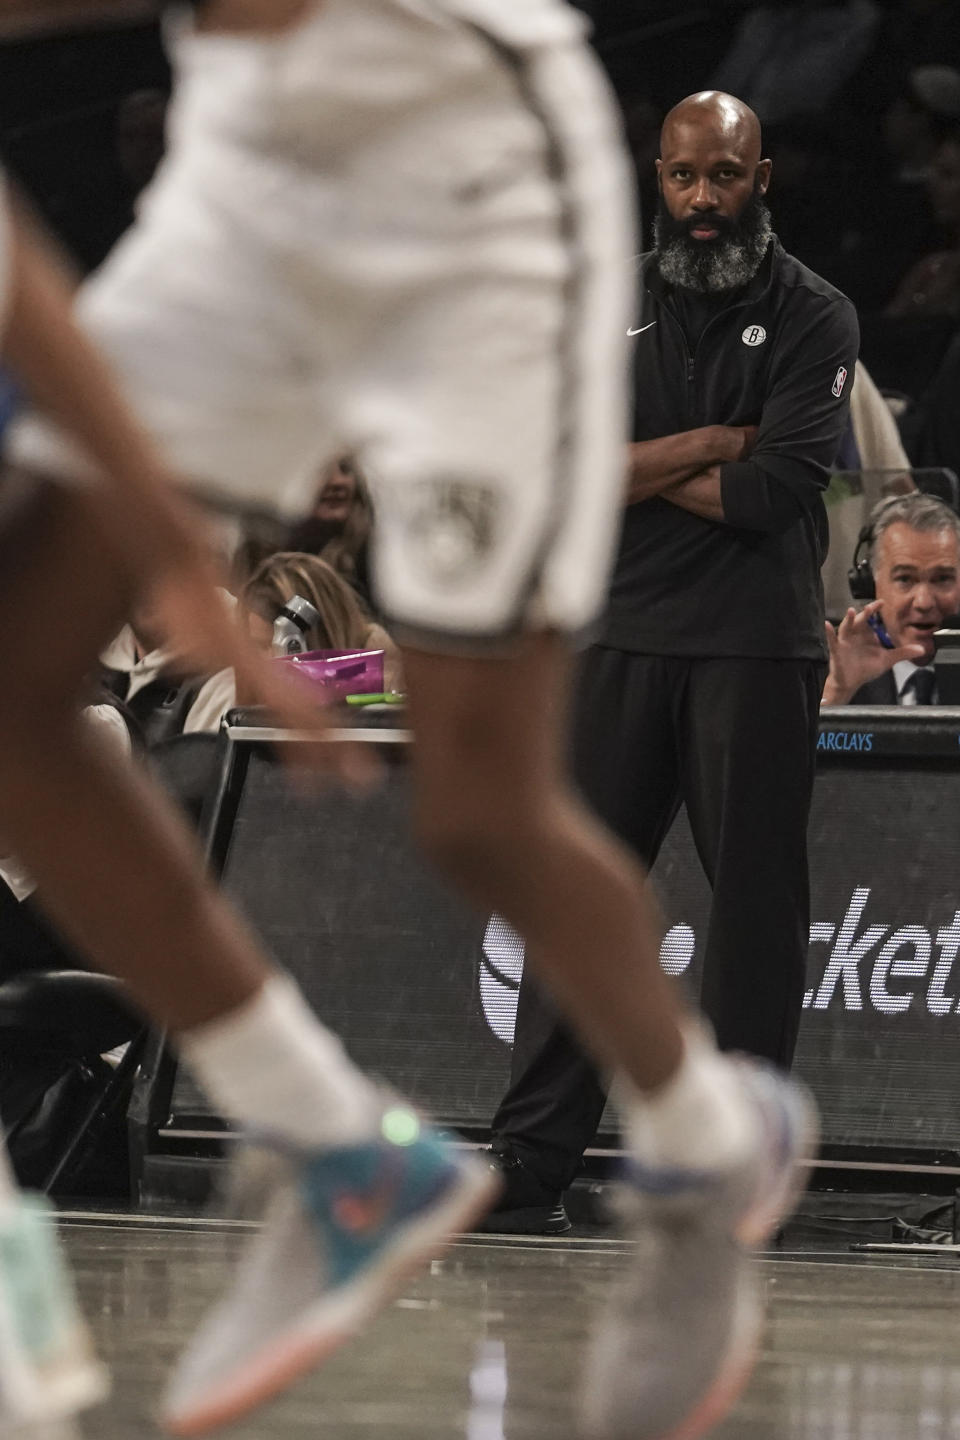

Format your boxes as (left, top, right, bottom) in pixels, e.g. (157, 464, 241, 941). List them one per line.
(756, 157, 773, 196)
(655, 158, 663, 189)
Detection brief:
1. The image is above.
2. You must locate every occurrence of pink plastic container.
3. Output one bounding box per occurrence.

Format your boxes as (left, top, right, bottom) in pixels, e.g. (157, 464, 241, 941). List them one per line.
(280, 648, 385, 697)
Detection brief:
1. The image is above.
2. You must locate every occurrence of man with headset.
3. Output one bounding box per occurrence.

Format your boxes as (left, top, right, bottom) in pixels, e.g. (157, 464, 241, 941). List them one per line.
(823, 493, 960, 706)
(485, 89, 859, 1233)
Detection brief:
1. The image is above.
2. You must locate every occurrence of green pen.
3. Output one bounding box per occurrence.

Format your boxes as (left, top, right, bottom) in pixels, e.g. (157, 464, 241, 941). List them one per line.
(344, 692, 405, 706)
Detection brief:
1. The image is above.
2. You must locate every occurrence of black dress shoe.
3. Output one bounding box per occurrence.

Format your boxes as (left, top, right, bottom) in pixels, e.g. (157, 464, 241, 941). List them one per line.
(477, 1144, 571, 1235)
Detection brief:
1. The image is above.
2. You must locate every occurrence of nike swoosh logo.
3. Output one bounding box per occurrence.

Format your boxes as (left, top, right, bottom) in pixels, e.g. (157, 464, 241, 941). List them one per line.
(331, 1152, 404, 1235)
(334, 1188, 393, 1234)
(627, 323, 657, 336)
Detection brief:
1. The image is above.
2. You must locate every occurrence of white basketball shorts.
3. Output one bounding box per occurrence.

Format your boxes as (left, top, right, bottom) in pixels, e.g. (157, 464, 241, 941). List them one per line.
(9, 0, 635, 646)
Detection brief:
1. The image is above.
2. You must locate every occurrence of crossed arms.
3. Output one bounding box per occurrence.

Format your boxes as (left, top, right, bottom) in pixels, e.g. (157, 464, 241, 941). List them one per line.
(627, 295, 860, 529)
(625, 426, 756, 522)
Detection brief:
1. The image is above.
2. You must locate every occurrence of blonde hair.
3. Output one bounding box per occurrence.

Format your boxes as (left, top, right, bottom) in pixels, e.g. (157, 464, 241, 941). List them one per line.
(243, 552, 372, 652)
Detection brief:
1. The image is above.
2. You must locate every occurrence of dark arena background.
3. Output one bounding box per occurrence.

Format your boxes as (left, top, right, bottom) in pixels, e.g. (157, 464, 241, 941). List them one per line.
(6, 5, 960, 1440)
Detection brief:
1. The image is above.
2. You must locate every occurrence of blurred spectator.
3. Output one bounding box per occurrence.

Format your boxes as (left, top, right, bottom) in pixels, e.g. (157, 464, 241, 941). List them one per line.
(901, 328, 960, 482)
(121, 541, 405, 736)
(822, 492, 960, 703)
(834, 66, 960, 309)
(887, 125, 960, 318)
(100, 593, 235, 745)
(758, 118, 858, 292)
(846, 361, 912, 472)
(710, 2, 880, 128)
(242, 552, 402, 693)
(885, 67, 960, 185)
(286, 457, 374, 610)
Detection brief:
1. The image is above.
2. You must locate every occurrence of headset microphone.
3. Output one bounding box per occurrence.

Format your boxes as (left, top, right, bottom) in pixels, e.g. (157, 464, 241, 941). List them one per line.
(272, 595, 321, 656)
(847, 524, 876, 602)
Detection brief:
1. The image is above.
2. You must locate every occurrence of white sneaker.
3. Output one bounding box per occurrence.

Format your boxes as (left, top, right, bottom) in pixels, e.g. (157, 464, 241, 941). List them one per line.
(162, 1106, 499, 1435)
(581, 1059, 818, 1440)
(0, 1194, 109, 1430)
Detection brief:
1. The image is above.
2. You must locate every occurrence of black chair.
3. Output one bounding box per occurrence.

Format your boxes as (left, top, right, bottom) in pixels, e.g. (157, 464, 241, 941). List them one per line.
(0, 969, 145, 1195)
(147, 731, 223, 828)
(0, 734, 225, 1198)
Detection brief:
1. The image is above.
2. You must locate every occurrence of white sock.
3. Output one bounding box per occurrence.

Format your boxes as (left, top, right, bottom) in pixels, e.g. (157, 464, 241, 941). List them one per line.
(0, 1137, 20, 1220)
(621, 1024, 760, 1172)
(179, 975, 382, 1149)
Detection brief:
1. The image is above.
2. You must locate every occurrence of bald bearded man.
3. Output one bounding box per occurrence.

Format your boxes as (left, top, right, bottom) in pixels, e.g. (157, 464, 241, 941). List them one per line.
(488, 90, 858, 1226)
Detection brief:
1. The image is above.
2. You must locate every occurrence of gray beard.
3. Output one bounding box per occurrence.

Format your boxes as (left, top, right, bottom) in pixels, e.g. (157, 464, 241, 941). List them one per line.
(654, 206, 773, 294)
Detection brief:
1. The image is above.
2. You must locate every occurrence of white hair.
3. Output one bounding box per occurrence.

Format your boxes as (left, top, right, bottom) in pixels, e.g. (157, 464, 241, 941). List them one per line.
(869, 493, 960, 563)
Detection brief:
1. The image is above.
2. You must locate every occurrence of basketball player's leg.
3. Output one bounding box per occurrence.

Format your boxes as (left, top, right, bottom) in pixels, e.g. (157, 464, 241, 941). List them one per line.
(392, 568, 816, 1440)
(402, 636, 690, 1082)
(0, 478, 375, 1105)
(0, 156, 493, 1440)
(0, 199, 377, 1098)
(351, 12, 817, 1440)
(379, 492, 817, 1440)
(7, 5, 809, 1438)
(0, 198, 282, 1435)
(349, 5, 698, 1114)
(402, 637, 684, 1088)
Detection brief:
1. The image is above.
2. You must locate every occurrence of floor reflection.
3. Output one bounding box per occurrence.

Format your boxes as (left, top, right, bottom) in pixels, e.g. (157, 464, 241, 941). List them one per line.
(468, 1340, 508, 1440)
(64, 1221, 960, 1440)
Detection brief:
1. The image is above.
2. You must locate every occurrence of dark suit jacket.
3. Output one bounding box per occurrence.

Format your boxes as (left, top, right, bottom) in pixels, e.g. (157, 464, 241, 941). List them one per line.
(849, 672, 897, 705)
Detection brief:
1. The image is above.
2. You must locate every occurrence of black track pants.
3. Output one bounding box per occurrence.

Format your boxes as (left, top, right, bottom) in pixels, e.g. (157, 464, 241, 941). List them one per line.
(491, 646, 824, 1192)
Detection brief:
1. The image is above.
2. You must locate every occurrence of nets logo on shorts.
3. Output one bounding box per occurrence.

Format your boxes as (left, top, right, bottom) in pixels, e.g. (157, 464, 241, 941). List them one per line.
(741, 324, 766, 347)
(405, 478, 500, 582)
(832, 366, 848, 397)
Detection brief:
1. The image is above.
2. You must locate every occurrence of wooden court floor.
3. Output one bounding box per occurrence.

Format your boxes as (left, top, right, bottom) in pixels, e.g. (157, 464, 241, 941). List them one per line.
(60, 1212, 960, 1440)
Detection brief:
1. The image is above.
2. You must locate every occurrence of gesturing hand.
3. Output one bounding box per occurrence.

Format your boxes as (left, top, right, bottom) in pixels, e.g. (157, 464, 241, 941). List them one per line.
(822, 600, 926, 705)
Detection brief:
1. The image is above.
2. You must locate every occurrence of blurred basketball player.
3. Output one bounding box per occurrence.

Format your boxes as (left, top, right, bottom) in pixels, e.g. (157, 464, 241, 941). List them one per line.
(0, 6, 815, 1438)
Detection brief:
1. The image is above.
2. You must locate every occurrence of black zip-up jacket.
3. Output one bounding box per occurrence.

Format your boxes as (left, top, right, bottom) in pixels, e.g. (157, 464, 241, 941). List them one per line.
(601, 238, 860, 661)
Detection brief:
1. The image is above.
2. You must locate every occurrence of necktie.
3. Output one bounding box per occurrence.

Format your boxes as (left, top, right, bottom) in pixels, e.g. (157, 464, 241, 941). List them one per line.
(902, 668, 936, 705)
